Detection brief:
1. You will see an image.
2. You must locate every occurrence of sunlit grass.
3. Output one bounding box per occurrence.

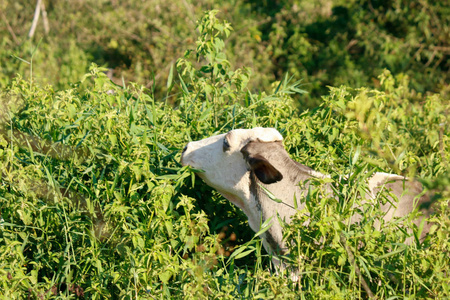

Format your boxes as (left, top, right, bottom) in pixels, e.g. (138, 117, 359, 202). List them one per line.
(0, 11, 449, 299)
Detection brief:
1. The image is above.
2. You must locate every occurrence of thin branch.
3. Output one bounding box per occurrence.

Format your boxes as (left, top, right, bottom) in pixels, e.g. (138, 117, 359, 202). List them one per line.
(41, 0, 49, 35)
(346, 39, 358, 51)
(414, 44, 450, 53)
(425, 50, 437, 68)
(411, 44, 424, 62)
(1, 11, 19, 45)
(28, 0, 42, 38)
(432, 54, 445, 71)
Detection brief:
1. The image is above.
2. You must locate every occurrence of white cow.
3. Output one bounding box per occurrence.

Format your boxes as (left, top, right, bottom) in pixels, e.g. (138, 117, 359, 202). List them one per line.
(181, 127, 434, 264)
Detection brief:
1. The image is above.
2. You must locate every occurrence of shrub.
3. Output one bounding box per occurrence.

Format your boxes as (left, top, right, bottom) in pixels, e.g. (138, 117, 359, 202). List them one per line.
(1, 1, 448, 108)
(0, 10, 448, 299)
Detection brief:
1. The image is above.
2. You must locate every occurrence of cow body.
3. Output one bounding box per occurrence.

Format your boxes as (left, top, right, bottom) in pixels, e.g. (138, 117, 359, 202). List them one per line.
(181, 128, 433, 261)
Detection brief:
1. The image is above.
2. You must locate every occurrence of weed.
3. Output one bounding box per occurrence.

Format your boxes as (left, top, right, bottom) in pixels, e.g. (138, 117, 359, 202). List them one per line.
(0, 11, 448, 299)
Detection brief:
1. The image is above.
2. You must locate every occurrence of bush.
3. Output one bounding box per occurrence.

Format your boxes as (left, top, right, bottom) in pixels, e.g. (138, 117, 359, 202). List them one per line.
(280, 71, 449, 298)
(0, 10, 449, 299)
(1, 1, 448, 108)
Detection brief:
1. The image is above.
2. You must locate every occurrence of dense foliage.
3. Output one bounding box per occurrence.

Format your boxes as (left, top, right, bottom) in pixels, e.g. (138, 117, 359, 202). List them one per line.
(0, 6, 449, 300)
(1, 0, 448, 107)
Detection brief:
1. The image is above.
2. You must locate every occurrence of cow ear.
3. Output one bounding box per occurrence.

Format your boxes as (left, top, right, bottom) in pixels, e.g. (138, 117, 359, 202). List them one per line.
(245, 154, 283, 184)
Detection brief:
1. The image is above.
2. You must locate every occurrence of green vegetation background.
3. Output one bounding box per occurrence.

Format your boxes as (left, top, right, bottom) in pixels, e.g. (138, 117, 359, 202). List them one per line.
(0, 1, 449, 299)
(1, 0, 448, 106)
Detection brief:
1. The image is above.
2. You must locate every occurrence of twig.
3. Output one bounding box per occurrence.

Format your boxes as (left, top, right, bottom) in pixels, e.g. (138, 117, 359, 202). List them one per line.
(40, 0, 49, 35)
(430, 46, 450, 52)
(424, 49, 437, 68)
(413, 44, 450, 53)
(432, 55, 445, 71)
(340, 234, 375, 299)
(368, 0, 375, 13)
(411, 44, 424, 62)
(346, 39, 358, 51)
(1, 11, 19, 44)
(28, 0, 42, 38)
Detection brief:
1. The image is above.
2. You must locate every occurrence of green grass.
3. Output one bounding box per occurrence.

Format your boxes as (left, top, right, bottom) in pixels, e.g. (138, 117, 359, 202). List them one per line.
(0, 11, 449, 299)
(2, 1, 448, 108)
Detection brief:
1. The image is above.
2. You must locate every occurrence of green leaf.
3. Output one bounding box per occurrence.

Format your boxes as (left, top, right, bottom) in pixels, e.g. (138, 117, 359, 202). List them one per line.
(167, 63, 174, 89)
(376, 245, 407, 260)
(258, 184, 282, 203)
(254, 216, 273, 238)
(199, 106, 213, 122)
(159, 270, 172, 284)
(233, 249, 255, 260)
(228, 245, 256, 260)
(178, 74, 189, 94)
(352, 145, 361, 165)
(11, 55, 30, 65)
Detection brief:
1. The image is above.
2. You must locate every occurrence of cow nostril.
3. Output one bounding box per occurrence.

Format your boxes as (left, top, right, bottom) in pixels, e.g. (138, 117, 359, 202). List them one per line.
(182, 145, 188, 154)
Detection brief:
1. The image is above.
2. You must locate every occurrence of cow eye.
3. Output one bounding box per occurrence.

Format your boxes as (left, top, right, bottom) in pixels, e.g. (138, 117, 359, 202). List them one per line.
(223, 138, 231, 152)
